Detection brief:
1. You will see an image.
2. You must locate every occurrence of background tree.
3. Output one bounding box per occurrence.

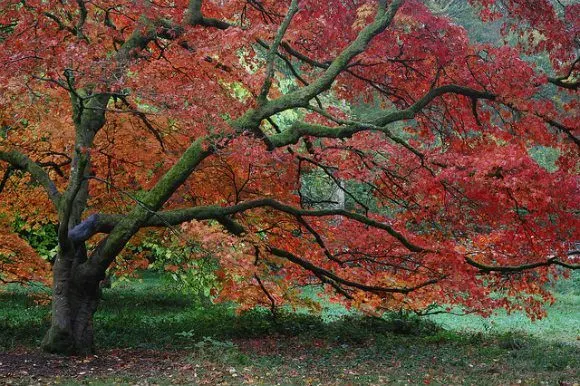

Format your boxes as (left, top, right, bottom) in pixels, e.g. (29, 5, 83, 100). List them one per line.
(0, 0, 578, 355)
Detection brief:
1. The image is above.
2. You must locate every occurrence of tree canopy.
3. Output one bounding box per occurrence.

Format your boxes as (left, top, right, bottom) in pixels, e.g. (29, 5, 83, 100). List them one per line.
(0, 0, 578, 355)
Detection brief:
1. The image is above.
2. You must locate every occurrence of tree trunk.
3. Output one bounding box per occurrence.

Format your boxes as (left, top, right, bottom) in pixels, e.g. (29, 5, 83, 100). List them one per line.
(330, 179, 345, 210)
(41, 247, 102, 356)
(40, 83, 111, 356)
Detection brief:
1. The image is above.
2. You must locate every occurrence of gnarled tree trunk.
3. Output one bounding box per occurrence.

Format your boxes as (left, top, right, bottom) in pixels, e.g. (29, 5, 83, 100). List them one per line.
(40, 92, 110, 356)
(41, 246, 103, 356)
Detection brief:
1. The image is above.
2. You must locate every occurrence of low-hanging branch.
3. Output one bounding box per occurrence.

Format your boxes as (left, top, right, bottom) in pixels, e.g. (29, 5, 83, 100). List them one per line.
(73, 198, 580, 274)
(71, 197, 430, 253)
(465, 256, 579, 272)
(269, 247, 443, 295)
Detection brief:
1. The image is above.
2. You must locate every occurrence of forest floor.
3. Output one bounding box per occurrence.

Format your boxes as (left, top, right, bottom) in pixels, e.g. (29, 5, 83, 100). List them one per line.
(1, 273, 579, 385)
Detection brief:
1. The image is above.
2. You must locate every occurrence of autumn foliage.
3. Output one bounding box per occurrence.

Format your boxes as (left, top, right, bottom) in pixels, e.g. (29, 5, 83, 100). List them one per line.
(0, 0, 578, 353)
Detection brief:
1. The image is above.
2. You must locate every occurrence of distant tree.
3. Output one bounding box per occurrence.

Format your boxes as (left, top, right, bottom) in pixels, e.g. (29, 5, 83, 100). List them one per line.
(0, 0, 578, 355)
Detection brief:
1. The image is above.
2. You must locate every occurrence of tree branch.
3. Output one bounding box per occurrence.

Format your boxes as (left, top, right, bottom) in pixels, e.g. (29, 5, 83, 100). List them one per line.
(267, 85, 496, 148)
(270, 247, 441, 295)
(544, 118, 580, 148)
(548, 77, 579, 90)
(0, 165, 13, 194)
(258, 0, 299, 105)
(73, 198, 429, 253)
(231, 0, 404, 134)
(547, 57, 579, 91)
(87, 137, 213, 270)
(185, 0, 232, 29)
(0, 150, 61, 207)
(465, 256, 579, 272)
(115, 0, 232, 63)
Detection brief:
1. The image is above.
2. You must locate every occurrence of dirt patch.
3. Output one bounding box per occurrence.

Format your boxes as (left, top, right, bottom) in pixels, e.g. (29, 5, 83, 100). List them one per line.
(0, 347, 185, 384)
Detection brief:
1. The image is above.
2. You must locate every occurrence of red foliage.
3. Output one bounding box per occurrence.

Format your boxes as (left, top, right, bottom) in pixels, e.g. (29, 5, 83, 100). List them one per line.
(0, 0, 578, 319)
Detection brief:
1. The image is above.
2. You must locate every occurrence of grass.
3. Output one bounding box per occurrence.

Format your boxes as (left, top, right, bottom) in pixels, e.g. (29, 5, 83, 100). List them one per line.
(1, 272, 579, 385)
(428, 293, 580, 344)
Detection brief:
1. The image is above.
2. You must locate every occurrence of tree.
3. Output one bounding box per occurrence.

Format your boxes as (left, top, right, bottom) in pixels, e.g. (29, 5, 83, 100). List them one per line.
(0, 0, 578, 355)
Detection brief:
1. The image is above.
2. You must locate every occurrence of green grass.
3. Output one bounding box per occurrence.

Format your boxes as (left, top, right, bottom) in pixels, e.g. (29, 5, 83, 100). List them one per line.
(1, 272, 579, 385)
(0, 283, 51, 348)
(428, 293, 580, 344)
(427, 272, 580, 345)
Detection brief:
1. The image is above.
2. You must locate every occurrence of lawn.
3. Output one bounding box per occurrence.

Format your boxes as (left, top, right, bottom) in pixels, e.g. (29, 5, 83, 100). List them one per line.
(1, 273, 578, 385)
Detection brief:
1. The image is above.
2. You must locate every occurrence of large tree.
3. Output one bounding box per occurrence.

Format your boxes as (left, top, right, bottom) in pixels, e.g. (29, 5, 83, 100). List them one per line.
(0, 0, 578, 355)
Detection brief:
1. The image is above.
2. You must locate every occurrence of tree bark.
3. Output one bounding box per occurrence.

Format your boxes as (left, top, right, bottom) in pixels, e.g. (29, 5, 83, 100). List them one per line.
(40, 91, 109, 356)
(41, 246, 102, 356)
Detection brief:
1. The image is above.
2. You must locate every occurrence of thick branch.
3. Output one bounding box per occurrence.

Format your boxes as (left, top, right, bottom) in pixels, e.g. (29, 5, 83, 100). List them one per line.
(0, 150, 61, 206)
(57, 92, 109, 248)
(185, 0, 231, 29)
(231, 0, 404, 134)
(74, 198, 428, 253)
(71, 0, 231, 271)
(0, 165, 13, 194)
(116, 0, 231, 62)
(267, 85, 495, 147)
(43, 12, 76, 35)
(87, 138, 213, 270)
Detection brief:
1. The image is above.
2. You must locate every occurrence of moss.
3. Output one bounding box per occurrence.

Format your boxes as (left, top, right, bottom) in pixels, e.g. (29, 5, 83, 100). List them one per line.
(41, 325, 77, 355)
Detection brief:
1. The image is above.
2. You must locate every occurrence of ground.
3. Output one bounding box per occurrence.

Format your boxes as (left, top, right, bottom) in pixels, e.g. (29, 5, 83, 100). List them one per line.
(1, 273, 578, 385)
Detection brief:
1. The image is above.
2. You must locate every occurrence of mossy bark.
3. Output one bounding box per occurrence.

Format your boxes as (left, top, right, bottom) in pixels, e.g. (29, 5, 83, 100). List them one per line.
(41, 248, 102, 356)
(41, 293, 99, 356)
(41, 91, 109, 356)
